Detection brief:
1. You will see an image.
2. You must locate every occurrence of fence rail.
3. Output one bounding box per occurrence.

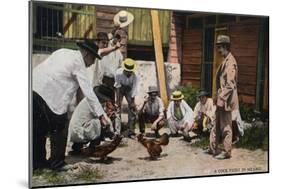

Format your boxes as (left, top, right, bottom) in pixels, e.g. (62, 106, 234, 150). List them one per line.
(32, 2, 96, 53)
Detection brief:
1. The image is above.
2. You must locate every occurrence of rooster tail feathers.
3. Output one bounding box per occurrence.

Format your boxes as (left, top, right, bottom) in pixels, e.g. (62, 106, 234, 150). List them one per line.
(156, 133, 169, 146)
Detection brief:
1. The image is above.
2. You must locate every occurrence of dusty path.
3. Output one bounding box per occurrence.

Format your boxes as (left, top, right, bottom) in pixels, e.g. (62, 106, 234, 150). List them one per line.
(32, 128, 268, 187)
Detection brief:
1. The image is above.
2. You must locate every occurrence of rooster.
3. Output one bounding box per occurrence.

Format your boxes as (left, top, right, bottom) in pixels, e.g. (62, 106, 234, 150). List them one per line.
(137, 133, 169, 160)
(81, 135, 122, 160)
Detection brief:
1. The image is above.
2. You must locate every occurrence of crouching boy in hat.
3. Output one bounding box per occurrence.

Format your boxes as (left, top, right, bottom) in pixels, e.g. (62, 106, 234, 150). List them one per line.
(190, 90, 216, 135)
(138, 86, 166, 138)
(167, 91, 194, 139)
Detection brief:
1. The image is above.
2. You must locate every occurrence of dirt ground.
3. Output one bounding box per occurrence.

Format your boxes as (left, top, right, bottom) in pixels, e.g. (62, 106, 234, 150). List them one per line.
(32, 128, 268, 187)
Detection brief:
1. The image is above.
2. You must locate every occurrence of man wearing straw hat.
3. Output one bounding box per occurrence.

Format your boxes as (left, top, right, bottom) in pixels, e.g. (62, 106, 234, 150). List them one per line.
(114, 58, 139, 138)
(112, 10, 134, 59)
(204, 35, 239, 159)
(138, 86, 166, 138)
(32, 40, 110, 171)
(167, 90, 194, 139)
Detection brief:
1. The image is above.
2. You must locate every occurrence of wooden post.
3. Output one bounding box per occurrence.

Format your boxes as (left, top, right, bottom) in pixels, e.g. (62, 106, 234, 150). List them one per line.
(151, 10, 169, 107)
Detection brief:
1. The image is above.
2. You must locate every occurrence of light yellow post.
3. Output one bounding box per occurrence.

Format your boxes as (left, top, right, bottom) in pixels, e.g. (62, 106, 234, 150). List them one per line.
(151, 10, 169, 107)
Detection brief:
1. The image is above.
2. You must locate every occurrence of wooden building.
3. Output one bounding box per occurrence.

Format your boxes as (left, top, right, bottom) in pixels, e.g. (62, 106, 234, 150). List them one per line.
(32, 2, 269, 112)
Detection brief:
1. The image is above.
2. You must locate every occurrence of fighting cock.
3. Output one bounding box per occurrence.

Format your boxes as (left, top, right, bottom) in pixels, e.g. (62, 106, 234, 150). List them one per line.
(81, 135, 122, 160)
(137, 133, 169, 160)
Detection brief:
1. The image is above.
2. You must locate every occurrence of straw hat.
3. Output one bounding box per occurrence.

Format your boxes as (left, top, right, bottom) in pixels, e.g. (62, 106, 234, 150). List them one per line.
(171, 91, 184, 100)
(114, 10, 134, 28)
(122, 58, 137, 72)
(147, 86, 159, 95)
(216, 35, 230, 44)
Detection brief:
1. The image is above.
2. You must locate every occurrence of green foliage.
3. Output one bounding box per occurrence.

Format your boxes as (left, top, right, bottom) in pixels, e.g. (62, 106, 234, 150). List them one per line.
(178, 85, 199, 109)
(191, 125, 269, 151)
(75, 168, 102, 182)
(235, 126, 269, 151)
(239, 103, 255, 122)
(191, 136, 209, 149)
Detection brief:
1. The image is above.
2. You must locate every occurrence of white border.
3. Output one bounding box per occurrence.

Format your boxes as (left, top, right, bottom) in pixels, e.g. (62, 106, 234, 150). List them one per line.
(0, 0, 279, 188)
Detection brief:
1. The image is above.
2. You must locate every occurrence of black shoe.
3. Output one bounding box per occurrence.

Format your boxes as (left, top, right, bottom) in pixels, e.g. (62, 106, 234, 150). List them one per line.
(71, 143, 84, 152)
(128, 131, 136, 139)
(155, 131, 160, 138)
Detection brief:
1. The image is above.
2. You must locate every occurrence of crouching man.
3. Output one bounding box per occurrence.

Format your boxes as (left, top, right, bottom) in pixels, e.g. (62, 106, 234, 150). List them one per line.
(138, 86, 166, 138)
(68, 91, 115, 154)
(167, 91, 194, 139)
(191, 90, 216, 135)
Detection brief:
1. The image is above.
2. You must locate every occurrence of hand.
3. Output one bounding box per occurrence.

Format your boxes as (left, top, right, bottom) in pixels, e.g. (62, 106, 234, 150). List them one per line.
(114, 41, 121, 49)
(151, 122, 157, 130)
(100, 115, 110, 127)
(216, 97, 224, 107)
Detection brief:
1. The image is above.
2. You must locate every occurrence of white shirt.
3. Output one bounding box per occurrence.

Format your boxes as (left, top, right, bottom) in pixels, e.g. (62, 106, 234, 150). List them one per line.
(114, 68, 139, 98)
(143, 97, 165, 117)
(167, 100, 194, 124)
(68, 98, 113, 143)
(92, 45, 123, 86)
(33, 48, 105, 116)
(193, 98, 216, 123)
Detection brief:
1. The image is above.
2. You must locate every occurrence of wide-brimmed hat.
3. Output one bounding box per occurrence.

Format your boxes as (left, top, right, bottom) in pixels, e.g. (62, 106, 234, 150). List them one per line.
(94, 85, 115, 103)
(171, 91, 184, 101)
(76, 39, 101, 59)
(122, 58, 137, 72)
(197, 90, 209, 97)
(216, 35, 230, 45)
(114, 10, 134, 28)
(147, 86, 159, 94)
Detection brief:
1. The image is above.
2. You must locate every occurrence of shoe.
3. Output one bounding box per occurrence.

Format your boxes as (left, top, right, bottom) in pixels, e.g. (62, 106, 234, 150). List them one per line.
(169, 133, 180, 137)
(56, 164, 73, 172)
(203, 148, 213, 155)
(155, 131, 160, 138)
(214, 152, 231, 160)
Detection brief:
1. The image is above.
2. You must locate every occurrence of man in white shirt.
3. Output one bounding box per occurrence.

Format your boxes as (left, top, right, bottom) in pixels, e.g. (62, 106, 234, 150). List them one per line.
(92, 33, 123, 89)
(68, 87, 116, 154)
(32, 40, 110, 171)
(138, 86, 166, 138)
(167, 91, 194, 139)
(114, 58, 139, 138)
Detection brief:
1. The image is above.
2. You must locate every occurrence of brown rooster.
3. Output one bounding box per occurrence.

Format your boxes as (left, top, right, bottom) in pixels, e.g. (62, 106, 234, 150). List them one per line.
(81, 135, 122, 160)
(137, 133, 169, 160)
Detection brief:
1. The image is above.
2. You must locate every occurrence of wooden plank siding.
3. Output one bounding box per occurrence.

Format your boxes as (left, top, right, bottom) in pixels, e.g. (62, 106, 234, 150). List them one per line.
(95, 6, 122, 34)
(63, 4, 96, 39)
(228, 19, 260, 104)
(127, 8, 171, 46)
(181, 28, 202, 87)
(168, 12, 184, 63)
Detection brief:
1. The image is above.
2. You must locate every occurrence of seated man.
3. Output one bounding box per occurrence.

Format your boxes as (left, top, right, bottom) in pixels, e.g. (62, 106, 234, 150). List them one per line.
(167, 90, 194, 139)
(68, 89, 115, 154)
(138, 86, 166, 138)
(114, 58, 139, 138)
(191, 90, 216, 135)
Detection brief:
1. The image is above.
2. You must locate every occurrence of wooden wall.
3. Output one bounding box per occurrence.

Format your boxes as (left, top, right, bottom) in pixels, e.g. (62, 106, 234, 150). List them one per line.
(167, 12, 184, 64)
(181, 28, 202, 87)
(179, 17, 268, 109)
(95, 6, 121, 34)
(229, 19, 260, 104)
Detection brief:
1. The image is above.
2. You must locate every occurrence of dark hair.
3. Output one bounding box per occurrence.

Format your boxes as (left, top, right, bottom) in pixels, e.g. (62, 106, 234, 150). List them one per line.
(96, 32, 109, 41)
